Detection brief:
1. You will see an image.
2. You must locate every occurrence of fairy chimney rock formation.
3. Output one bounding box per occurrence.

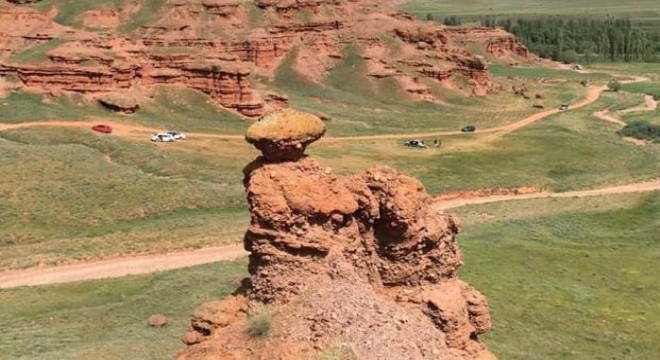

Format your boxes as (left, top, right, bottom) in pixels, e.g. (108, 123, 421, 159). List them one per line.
(180, 109, 495, 360)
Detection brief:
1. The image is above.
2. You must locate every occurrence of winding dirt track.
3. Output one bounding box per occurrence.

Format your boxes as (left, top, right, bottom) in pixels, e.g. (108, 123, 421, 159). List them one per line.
(434, 179, 660, 210)
(1, 179, 658, 289)
(593, 110, 627, 126)
(0, 245, 249, 289)
(0, 73, 656, 289)
(0, 75, 649, 142)
(0, 86, 609, 142)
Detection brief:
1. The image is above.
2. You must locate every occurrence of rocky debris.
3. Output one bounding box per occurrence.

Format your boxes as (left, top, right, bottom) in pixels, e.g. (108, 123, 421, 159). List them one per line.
(98, 92, 140, 113)
(512, 84, 529, 97)
(148, 314, 168, 327)
(245, 109, 326, 162)
(179, 109, 494, 360)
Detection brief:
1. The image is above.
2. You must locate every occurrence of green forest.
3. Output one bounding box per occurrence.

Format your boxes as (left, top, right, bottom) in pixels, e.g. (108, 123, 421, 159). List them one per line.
(428, 14, 659, 63)
(485, 17, 658, 63)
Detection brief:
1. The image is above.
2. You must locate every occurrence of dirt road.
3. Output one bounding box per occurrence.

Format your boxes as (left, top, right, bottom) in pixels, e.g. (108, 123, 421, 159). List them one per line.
(0, 120, 245, 140)
(0, 78, 636, 143)
(0, 84, 610, 142)
(0, 244, 248, 289)
(434, 179, 660, 210)
(593, 109, 627, 126)
(3, 74, 647, 143)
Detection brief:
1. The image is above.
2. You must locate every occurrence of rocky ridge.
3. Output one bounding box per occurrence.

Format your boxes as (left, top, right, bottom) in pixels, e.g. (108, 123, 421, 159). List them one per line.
(0, 0, 531, 116)
(178, 109, 495, 359)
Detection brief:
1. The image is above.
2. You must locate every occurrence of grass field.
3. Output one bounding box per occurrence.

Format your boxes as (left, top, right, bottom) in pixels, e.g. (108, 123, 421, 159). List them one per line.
(621, 111, 660, 127)
(401, 0, 660, 34)
(619, 82, 660, 99)
(0, 260, 247, 360)
(2, 192, 658, 359)
(0, 128, 251, 269)
(587, 63, 660, 79)
(455, 192, 660, 359)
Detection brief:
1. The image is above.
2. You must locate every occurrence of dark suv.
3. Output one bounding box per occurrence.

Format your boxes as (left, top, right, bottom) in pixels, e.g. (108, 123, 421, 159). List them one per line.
(461, 125, 476, 132)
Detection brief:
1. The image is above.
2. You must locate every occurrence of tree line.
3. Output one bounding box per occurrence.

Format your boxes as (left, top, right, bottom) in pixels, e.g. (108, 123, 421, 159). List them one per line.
(485, 17, 657, 63)
(426, 14, 658, 63)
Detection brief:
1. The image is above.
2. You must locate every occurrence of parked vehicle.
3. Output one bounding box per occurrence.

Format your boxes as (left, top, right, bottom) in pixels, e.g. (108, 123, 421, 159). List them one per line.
(151, 132, 175, 142)
(166, 131, 186, 140)
(91, 124, 112, 134)
(559, 103, 569, 110)
(404, 140, 427, 149)
(461, 125, 476, 132)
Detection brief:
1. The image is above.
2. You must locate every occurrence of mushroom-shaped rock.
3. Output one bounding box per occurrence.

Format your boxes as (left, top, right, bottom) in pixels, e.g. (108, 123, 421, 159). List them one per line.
(245, 109, 326, 162)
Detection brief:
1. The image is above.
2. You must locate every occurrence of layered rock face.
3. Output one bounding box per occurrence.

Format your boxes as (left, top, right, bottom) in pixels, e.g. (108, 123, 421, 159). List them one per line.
(179, 109, 494, 360)
(0, 0, 531, 115)
(445, 27, 532, 59)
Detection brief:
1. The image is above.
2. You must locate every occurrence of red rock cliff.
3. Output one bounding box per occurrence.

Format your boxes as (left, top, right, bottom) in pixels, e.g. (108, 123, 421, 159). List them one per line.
(0, 0, 531, 115)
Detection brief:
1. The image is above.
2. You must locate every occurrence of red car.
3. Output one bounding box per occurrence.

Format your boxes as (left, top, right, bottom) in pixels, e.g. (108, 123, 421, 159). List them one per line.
(91, 124, 112, 134)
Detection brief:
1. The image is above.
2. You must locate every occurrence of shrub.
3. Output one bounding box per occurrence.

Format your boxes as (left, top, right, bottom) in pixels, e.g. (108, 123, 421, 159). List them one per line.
(316, 345, 358, 360)
(617, 121, 660, 142)
(608, 80, 622, 92)
(246, 309, 273, 338)
(560, 50, 579, 64)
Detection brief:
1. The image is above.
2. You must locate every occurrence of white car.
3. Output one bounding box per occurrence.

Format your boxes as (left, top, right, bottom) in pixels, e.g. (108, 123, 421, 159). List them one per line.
(166, 131, 186, 140)
(151, 133, 175, 142)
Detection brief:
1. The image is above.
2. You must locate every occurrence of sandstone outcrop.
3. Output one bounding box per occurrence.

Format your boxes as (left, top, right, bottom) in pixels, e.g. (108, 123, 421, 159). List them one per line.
(98, 92, 140, 113)
(178, 110, 494, 360)
(0, 0, 531, 115)
(445, 27, 532, 59)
